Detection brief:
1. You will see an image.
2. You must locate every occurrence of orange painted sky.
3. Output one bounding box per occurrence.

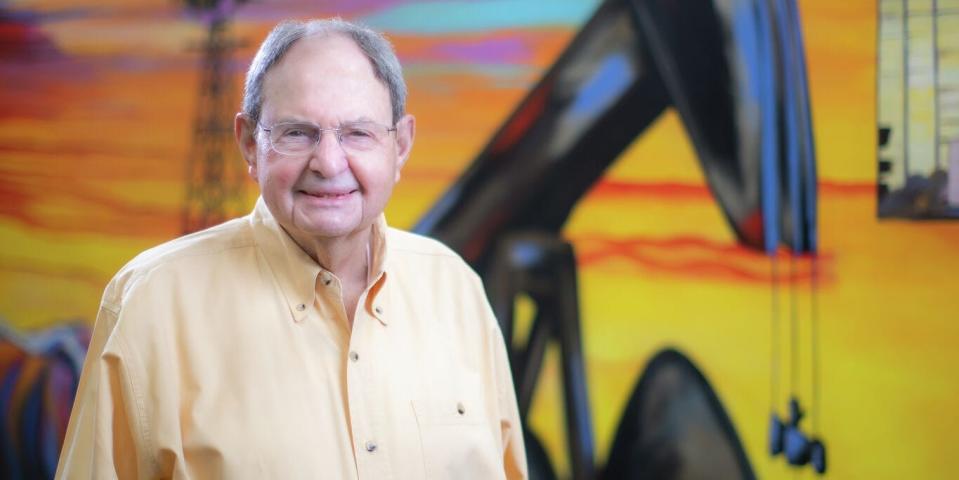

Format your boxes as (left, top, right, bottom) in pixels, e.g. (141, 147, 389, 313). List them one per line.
(2, 0, 958, 478)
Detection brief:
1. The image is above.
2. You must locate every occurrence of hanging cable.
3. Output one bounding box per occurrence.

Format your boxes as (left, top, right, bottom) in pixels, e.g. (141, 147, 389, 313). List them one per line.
(789, 251, 800, 398)
(810, 253, 820, 435)
(770, 253, 781, 415)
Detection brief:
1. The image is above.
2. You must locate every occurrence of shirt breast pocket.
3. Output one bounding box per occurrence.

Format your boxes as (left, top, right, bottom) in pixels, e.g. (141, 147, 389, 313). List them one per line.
(411, 383, 504, 480)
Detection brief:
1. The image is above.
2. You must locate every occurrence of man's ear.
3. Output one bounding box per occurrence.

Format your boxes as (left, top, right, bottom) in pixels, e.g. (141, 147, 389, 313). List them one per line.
(393, 113, 415, 182)
(235, 113, 259, 180)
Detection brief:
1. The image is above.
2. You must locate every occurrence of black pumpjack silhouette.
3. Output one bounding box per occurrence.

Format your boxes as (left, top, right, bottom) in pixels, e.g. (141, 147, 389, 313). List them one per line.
(415, 0, 825, 477)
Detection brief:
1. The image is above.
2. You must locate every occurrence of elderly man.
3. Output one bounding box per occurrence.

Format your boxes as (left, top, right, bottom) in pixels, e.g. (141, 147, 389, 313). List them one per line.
(57, 19, 527, 479)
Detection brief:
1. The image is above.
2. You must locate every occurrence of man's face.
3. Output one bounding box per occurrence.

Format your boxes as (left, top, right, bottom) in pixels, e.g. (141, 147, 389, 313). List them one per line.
(236, 34, 414, 244)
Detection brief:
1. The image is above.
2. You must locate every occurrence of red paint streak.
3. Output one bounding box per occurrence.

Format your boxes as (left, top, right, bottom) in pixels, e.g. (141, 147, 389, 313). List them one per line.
(0, 258, 107, 290)
(463, 209, 511, 262)
(818, 181, 874, 195)
(0, 14, 61, 60)
(588, 180, 877, 200)
(738, 210, 765, 249)
(489, 81, 551, 155)
(572, 234, 833, 285)
(0, 171, 179, 238)
(589, 180, 714, 199)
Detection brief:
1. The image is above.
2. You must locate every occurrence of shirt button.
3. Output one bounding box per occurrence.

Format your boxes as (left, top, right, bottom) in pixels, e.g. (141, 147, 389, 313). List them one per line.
(457, 402, 466, 415)
(295, 303, 306, 312)
(349, 351, 359, 362)
(321, 272, 333, 285)
(374, 306, 383, 315)
(365, 441, 377, 453)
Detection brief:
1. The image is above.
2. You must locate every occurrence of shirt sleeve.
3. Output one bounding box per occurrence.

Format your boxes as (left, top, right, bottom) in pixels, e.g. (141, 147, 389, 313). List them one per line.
(489, 312, 529, 480)
(56, 304, 145, 479)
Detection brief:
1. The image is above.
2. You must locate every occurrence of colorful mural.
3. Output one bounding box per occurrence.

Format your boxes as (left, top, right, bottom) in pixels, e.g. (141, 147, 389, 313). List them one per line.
(1, 0, 957, 479)
(876, 0, 959, 217)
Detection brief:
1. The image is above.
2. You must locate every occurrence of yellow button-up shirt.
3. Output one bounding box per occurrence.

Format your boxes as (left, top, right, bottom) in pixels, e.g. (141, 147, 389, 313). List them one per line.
(56, 199, 528, 479)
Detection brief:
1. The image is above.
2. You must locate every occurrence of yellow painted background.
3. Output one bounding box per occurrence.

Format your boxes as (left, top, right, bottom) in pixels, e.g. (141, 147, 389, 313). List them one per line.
(1, 1, 956, 478)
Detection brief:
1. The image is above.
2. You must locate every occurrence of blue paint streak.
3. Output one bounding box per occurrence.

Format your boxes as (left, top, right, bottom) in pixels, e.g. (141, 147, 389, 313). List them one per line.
(775, 0, 802, 253)
(360, 0, 600, 34)
(754, 0, 781, 255)
(569, 53, 632, 121)
(788, 0, 818, 253)
(732, 0, 779, 254)
(510, 242, 544, 268)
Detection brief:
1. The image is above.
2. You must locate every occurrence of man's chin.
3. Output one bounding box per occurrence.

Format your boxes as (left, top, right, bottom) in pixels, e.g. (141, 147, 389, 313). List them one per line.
(292, 218, 366, 241)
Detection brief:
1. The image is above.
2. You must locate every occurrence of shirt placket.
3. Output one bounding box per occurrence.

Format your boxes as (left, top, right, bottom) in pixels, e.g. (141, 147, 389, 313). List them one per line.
(341, 275, 392, 479)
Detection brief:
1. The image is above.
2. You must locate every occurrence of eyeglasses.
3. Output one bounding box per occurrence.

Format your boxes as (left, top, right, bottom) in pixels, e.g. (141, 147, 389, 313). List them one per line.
(259, 121, 397, 156)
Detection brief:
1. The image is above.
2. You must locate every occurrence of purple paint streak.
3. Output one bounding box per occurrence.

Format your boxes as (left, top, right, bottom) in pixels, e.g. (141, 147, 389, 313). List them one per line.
(235, 0, 414, 23)
(431, 36, 530, 64)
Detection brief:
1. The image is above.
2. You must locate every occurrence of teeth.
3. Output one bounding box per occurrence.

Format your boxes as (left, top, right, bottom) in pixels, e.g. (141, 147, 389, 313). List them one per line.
(302, 191, 352, 198)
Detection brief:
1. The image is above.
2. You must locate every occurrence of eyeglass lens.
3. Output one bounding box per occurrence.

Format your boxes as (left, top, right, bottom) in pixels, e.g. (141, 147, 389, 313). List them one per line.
(268, 122, 392, 154)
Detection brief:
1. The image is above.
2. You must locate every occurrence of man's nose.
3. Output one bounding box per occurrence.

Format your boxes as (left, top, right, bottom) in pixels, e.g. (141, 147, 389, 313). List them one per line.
(308, 130, 349, 178)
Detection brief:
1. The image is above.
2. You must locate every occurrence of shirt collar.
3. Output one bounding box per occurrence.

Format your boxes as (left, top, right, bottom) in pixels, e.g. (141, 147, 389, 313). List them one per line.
(249, 197, 390, 324)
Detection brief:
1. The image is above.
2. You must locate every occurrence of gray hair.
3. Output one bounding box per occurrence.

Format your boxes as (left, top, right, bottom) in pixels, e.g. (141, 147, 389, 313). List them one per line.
(242, 18, 407, 126)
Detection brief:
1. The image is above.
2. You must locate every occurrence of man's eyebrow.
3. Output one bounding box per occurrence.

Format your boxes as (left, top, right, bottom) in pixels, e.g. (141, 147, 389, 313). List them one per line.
(271, 116, 310, 125)
(344, 116, 378, 124)
(273, 115, 389, 127)
(268, 116, 387, 126)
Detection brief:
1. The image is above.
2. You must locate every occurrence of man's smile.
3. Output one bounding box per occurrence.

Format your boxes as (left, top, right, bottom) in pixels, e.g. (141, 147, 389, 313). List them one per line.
(299, 188, 358, 199)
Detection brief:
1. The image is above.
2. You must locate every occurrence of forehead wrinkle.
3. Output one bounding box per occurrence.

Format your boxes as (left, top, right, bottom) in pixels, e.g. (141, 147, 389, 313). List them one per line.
(260, 35, 391, 125)
(268, 115, 381, 127)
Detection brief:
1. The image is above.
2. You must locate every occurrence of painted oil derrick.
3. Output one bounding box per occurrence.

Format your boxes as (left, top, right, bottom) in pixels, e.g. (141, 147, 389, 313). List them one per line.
(182, 0, 248, 233)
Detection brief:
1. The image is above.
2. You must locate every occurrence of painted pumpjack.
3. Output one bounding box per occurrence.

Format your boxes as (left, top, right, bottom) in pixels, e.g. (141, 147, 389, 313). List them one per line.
(415, 0, 826, 477)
